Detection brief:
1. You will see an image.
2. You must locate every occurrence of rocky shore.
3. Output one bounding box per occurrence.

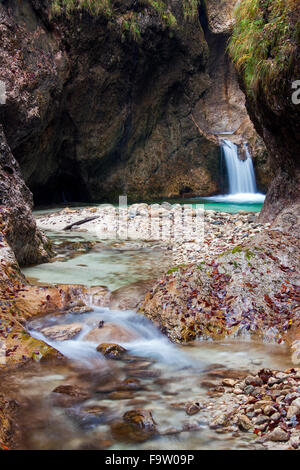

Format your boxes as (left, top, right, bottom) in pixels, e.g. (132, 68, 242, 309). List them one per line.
(184, 366, 300, 450)
(36, 203, 269, 263)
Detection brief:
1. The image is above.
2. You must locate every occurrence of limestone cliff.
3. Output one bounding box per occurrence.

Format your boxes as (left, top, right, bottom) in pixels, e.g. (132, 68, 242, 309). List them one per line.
(0, 0, 270, 204)
(229, 0, 300, 230)
(0, 126, 52, 265)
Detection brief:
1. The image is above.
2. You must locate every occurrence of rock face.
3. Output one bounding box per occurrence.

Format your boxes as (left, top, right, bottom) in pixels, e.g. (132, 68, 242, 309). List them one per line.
(0, 0, 270, 204)
(195, 1, 271, 192)
(0, 126, 52, 265)
(228, 0, 300, 227)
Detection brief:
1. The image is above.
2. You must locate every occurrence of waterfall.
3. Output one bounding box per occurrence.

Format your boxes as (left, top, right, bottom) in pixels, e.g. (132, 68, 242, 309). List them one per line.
(222, 139, 257, 194)
(205, 138, 265, 203)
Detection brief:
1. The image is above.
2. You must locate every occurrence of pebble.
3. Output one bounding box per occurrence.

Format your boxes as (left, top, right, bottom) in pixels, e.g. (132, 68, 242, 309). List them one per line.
(238, 414, 252, 431)
(268, 427, 290, 442)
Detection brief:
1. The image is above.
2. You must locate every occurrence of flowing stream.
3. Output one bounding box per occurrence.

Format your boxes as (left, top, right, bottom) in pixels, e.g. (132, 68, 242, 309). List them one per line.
(1, 229, 293, 450)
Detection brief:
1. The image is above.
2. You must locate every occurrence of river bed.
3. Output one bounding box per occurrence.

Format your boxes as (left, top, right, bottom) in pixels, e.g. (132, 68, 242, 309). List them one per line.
(1, 306, 292, 450)
(7, 220, 294, 450)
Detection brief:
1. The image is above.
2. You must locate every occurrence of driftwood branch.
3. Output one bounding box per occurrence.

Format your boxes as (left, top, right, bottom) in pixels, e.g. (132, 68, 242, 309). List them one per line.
(63, 216, 100, 231)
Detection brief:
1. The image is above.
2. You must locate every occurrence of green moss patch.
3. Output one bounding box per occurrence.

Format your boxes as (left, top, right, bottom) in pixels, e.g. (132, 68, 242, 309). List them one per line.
(228, 0, 299, 97)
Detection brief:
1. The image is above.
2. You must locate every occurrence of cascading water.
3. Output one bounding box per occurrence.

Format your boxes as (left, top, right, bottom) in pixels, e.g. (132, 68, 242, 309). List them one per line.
(222, 140, 257, 194)
(207, 138, 265, 203)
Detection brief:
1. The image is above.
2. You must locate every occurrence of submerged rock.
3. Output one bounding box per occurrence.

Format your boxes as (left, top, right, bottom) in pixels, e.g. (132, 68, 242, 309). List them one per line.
(185, 401, 203, 416)
(111, 409, 157, 443)
(52, 385, 89, 398)
(96, 343, 127, 360)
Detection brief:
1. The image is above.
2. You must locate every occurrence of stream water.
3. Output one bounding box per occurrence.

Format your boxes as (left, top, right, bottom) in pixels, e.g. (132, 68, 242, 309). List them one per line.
(1, 223, 292, 450)
(1, 304, 292, 450)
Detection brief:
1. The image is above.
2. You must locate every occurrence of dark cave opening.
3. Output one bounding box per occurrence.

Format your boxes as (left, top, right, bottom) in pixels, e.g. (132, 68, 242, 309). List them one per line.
(31, 173, 91, 207)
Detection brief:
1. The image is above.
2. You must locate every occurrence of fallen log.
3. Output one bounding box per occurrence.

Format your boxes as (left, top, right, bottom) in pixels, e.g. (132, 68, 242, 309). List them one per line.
(63, 216, 100, 231)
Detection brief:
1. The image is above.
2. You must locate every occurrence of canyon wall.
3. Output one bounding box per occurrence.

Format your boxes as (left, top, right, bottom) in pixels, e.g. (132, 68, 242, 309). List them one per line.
(228, 0, 300, 232)
(0, 0, 270, 205)
(0, 125, 52, 265)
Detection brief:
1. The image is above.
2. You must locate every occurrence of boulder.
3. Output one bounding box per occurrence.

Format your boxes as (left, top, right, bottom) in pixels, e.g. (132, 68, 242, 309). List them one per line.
(83, 323, 137, 343)
(96, 343, 127, 360)
(110, 409, 157, 443)
(41, 323, 83, 341)
(109, 280, 156, 311)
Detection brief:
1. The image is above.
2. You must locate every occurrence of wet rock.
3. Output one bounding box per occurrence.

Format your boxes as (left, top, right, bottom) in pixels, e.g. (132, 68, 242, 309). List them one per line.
(245, 376, 263, 387)
(291, 398, 300, 411)
(253, 415, 269, 425)
(200, 380, 217, 389)
(290, 436, 300, 449)
(111, 409, 156, 443)
(185, 402, 203, 416)
(119, 378, 143, 391)
(84, 323, 137, 343)
(52, 385, 88, 398)
(124, 409, 156, 430)
(286, 406, 298, 419)
(107, 391, 135, 400)
(96, 343, 127, 359)
(109, 280, 156, 311)
(124, 361, 153, 371)
(244, 385, 255, 394)
(128, 369, 161, 379)
(238, 414, 253, 431)
(210, 414, 229, 429)
(95, 377, 143, 396)
(96, 382, 122, 394)
(206, 369, 248, 380)
(270, 412, 281, 422)
(159, 427, 181, 436)
(41, 323, 83, 341)
(264, 405, 277, 416)
(81, 405, 108, 416)
(222, 379, 237, 388)
(268, 427, 290, 442)
(65, 408, 106, 429)
(51, 384, 89, 406)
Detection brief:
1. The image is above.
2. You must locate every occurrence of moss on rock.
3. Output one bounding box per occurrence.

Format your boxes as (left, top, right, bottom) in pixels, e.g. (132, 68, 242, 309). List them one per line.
(228, 0, 299, 98)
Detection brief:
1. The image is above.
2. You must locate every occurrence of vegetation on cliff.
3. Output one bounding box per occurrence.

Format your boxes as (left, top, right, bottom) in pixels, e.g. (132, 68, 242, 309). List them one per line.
(51, 0, 201, 39)
(228, 0, 300, 97)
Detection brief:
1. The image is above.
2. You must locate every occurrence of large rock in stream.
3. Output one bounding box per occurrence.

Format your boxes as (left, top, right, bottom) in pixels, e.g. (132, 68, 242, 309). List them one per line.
(84, 323, 138, 344)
